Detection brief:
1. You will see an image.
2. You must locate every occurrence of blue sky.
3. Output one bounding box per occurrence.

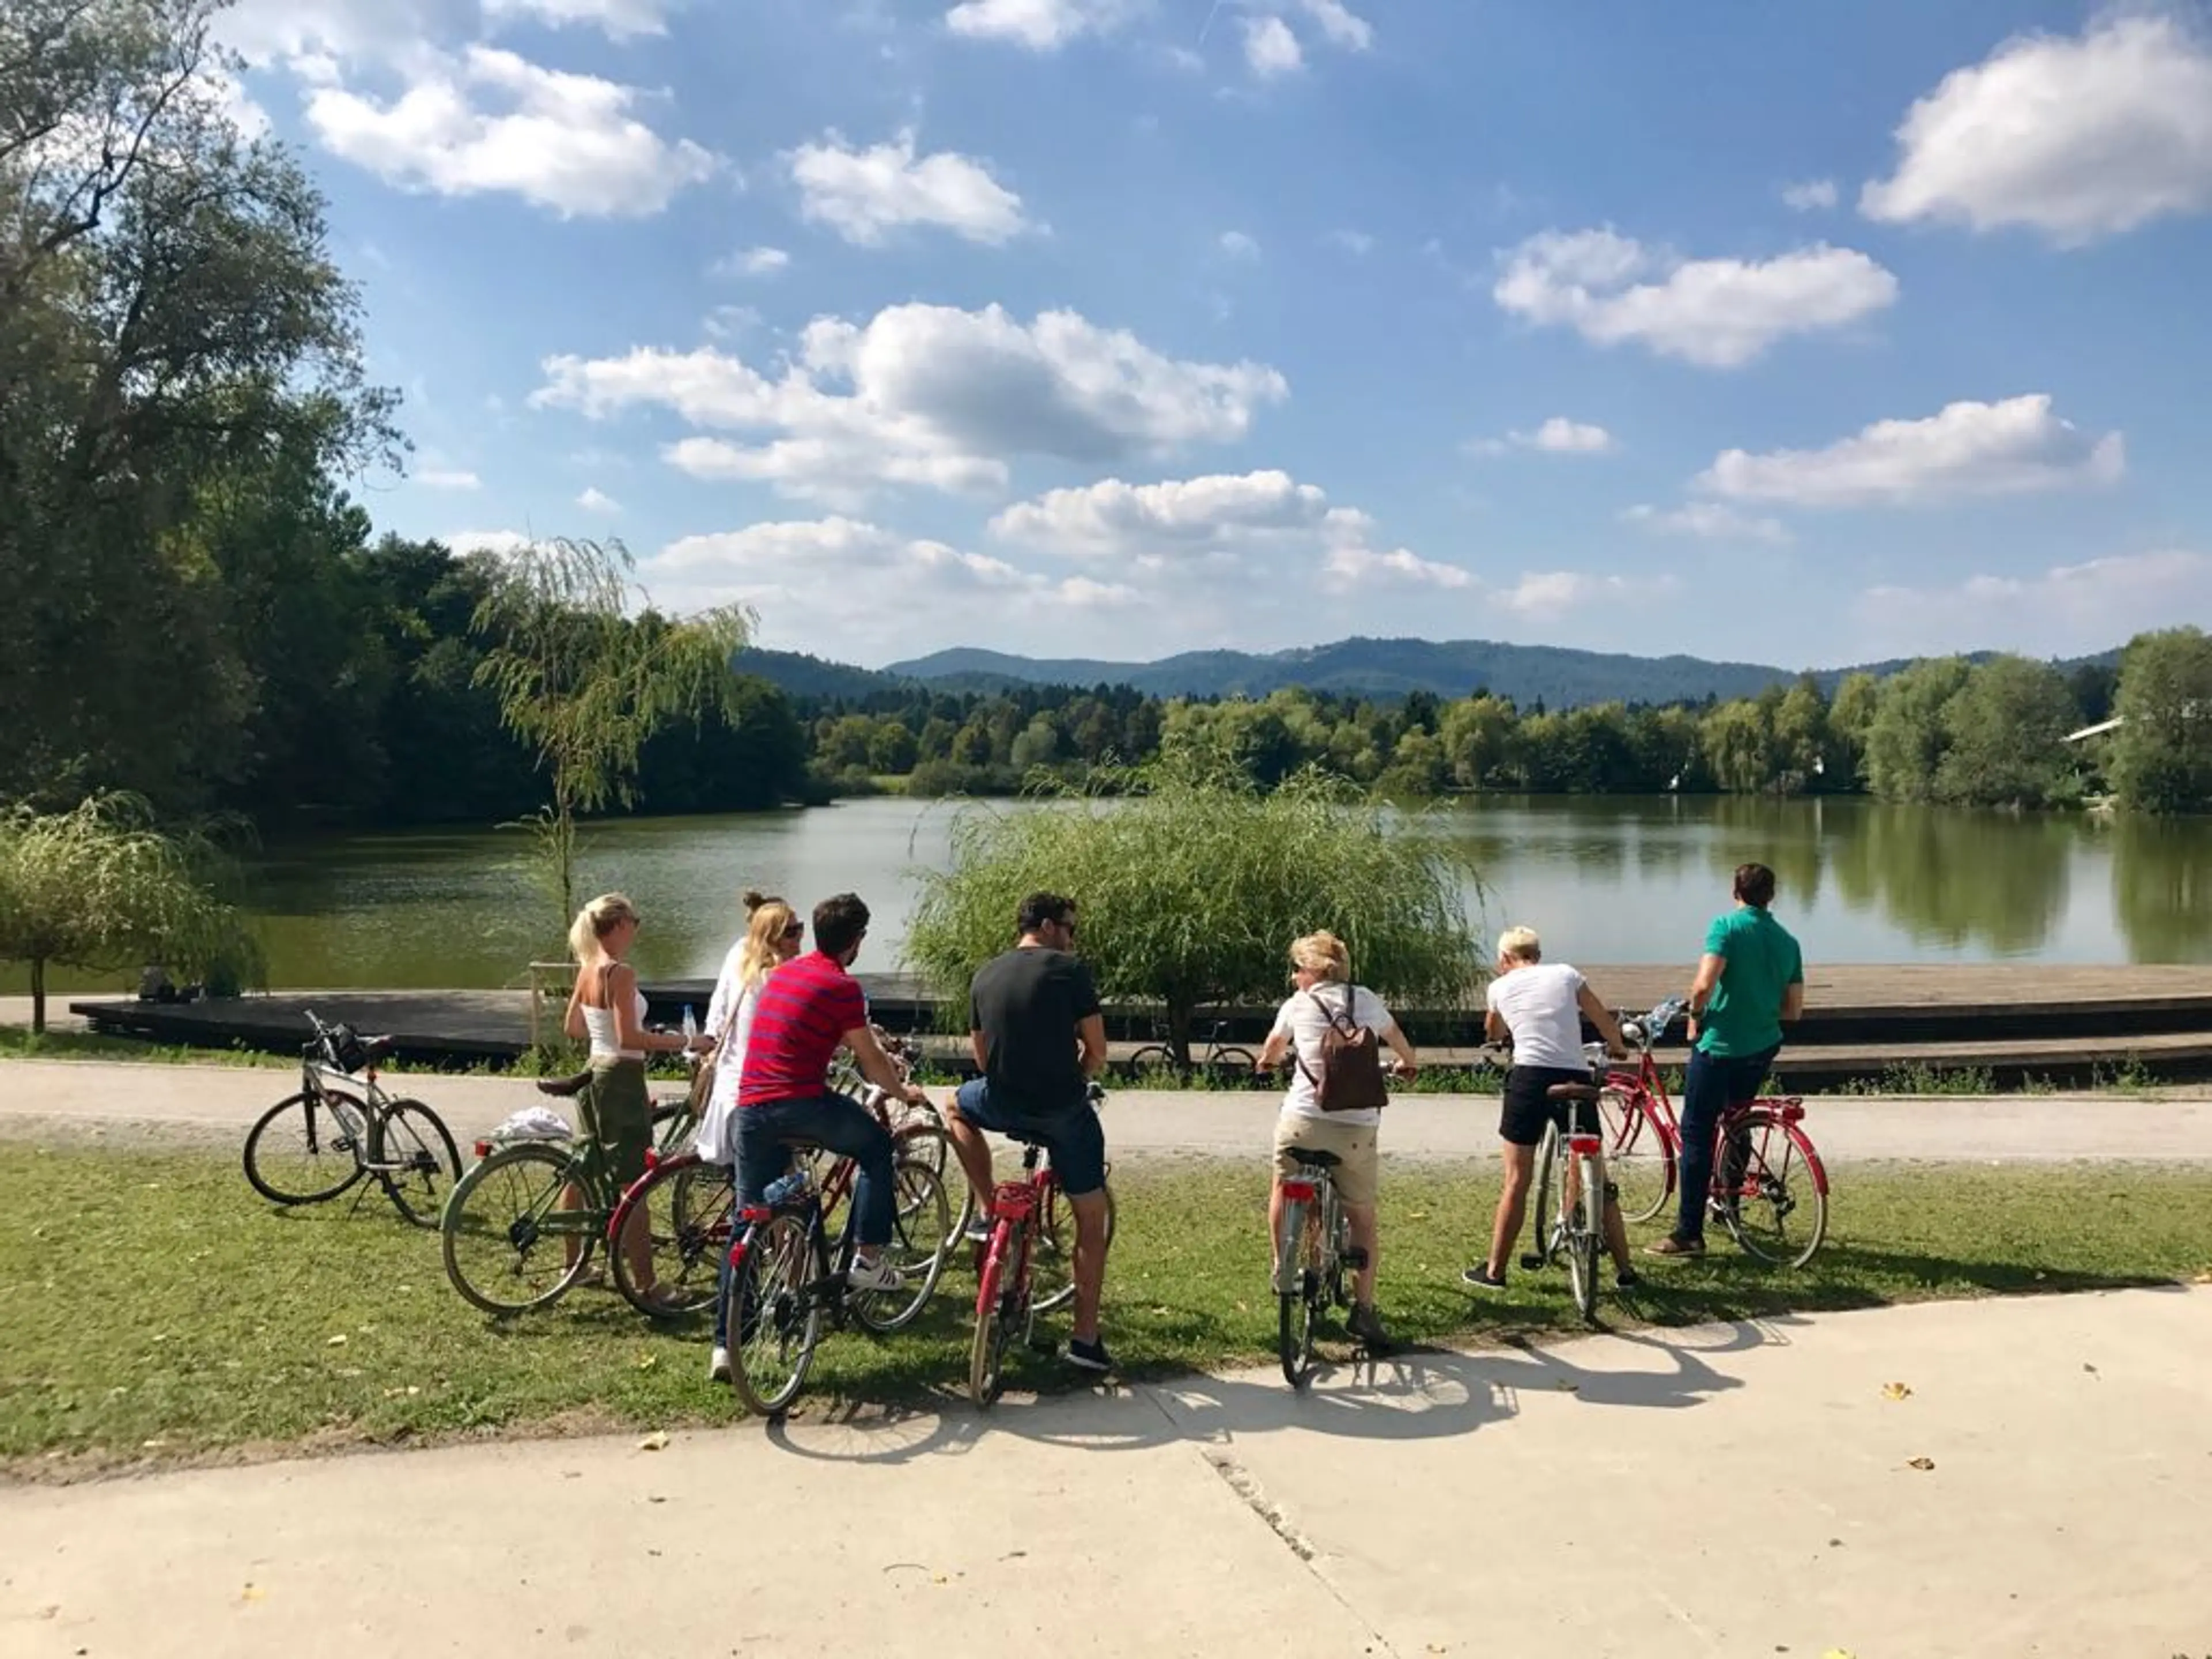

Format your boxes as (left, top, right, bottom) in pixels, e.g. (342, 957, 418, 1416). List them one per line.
(221, 0, 2212, 669)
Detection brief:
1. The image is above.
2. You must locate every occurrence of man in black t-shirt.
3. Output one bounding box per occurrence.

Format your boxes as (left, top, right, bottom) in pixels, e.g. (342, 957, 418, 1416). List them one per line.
(945, 891, 1113, 1372)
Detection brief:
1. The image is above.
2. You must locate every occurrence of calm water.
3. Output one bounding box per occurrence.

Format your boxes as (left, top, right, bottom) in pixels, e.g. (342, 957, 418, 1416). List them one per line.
(25, 796, 2212, 994)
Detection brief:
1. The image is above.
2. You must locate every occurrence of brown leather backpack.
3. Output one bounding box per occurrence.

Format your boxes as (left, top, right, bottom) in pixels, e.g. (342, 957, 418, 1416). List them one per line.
(1297, 987, 1391, 1113)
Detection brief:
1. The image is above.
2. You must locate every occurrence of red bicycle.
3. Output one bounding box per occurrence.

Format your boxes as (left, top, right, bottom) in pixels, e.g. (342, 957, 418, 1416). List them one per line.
(968, 1085, 1118, 1407)
(1594, 998, 1831, 1268)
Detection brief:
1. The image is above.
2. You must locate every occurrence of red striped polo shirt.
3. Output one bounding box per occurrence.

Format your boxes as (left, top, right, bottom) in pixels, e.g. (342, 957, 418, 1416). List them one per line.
(738, 950, 867, 1107)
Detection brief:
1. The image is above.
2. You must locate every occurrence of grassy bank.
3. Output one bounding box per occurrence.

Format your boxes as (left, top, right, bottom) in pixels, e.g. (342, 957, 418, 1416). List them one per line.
(3, 1146, 2206, 1478)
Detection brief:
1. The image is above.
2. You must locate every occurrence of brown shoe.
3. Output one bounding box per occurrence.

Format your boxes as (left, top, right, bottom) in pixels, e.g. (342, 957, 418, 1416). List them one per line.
(1645, 1236, 1706, 1259)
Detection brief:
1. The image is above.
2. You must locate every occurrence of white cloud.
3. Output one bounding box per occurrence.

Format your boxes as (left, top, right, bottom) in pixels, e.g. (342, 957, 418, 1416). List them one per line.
(1857, 550, 2212, 658)
(1243, 15, 1304, 77)
(650, 517, 1139, 655)
(1328, 229, 1374, 256)
(1861, 16, 2212, 245)
(533, 302, 1289, 506)
(991, 470, 1332, 560)
(1493, 228, 1899, 368)
(1218, 230, 1261, 260)
(577, 486, 622, 514)
(415, 467, 482, 490)
(1621, 502, 1793, 547)
(1322, 541, 1475, 590)
(1297, 0, 1374, 51)
(1697, 395, 2124, 509)
(1491, 570, 1679, 619)
(482, 0, 669, 41)
(1468, 416, 1615, 457)
(304, 46, 717, 217)
(720, 245, 790, 277)
(943, 0, 1138, 50)
(443, 529, 533, 556)
(787, 128, 1031, 247)
(1782, 178, 1838, 211)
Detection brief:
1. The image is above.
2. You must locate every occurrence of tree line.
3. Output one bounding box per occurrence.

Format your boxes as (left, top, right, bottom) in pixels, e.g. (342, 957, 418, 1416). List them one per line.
(796, 635, 2210, 815)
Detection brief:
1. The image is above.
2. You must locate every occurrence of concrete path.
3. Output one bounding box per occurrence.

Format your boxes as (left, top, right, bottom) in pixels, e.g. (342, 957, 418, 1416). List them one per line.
(2, 1287, 2206, 1657)
(5, 1056, 2211, 1164)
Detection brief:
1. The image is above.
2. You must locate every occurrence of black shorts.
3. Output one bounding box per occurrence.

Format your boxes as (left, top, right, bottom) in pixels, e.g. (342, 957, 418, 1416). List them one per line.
(1499, 1065, 1600, 1148)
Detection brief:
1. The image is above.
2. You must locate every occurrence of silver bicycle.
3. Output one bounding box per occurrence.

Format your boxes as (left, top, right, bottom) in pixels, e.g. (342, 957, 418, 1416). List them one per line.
(1522, 1041, 1613, 1323)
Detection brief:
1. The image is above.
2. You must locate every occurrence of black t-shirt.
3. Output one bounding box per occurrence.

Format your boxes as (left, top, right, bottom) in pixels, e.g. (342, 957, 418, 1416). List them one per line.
(968, 946, 1100, 1115)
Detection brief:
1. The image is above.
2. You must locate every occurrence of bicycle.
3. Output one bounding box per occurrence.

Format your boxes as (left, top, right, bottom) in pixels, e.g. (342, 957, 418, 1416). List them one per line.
(1128, 1017, 1258, 1084)
(242, 1012, 460, 1229)
(1600, 999, 1831, 1268)
(1520, 1045, 1616, 1323)
(1274, 1149, 1367, 1388)
(969, 1083, 1119, 1408)
(721, 1141, 954, 1418)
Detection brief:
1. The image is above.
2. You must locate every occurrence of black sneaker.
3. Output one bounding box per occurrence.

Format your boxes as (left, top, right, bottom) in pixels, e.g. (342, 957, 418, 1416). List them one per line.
(1346, 1301, 1392, 1353)
(1066, 1336, 1113, 1374)
(1616, 1266, 1643, 1291)
(1461, 1264, 1508, 1291)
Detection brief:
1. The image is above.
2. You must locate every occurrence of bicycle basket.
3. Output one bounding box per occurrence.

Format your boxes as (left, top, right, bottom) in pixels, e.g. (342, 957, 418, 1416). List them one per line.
(320, 1023, 371, 1074)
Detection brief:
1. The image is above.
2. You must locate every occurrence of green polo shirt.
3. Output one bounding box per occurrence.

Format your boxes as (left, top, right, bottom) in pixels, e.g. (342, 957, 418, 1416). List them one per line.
(1697, 906, 1802, 1058)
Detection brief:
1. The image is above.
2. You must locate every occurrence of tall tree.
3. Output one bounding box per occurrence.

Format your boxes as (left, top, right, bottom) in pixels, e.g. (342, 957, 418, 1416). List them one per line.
(2109, 628, 2212, 815)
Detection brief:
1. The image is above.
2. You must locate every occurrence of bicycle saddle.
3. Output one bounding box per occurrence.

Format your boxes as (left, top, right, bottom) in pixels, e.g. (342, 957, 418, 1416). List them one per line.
(1546, 1081, 1603, 1101)
(1289, 1148, 1342, 1169)
(535, 1069, 594, 1098)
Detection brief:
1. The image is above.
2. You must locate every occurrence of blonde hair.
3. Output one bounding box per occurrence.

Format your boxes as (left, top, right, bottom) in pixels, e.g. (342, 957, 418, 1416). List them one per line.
(1289, 930, 1350, 982)
(567, 892, 639, 963)
(735, 896, 799, 994)
(1497, 925, 1541, 964)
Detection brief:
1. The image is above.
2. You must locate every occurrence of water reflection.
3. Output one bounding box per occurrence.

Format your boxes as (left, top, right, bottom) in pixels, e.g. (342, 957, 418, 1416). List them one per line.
(2111, 815, 2212, 963)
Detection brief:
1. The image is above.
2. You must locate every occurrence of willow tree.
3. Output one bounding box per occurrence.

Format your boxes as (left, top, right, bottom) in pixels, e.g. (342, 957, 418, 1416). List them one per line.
(0, 794, 259, 1032)
(471, 536, 753, 929)
(904, 747, 1486, 1066)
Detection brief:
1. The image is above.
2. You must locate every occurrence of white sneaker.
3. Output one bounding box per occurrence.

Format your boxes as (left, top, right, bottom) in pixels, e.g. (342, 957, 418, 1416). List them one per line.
(847, 1255, 903, 1293)
(963, 1213, 994, 1245)
(708, 1346, 732, 1384)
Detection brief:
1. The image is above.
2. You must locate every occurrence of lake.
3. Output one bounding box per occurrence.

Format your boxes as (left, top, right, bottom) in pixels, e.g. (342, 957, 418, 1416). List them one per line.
(31, 794, 2204, 995)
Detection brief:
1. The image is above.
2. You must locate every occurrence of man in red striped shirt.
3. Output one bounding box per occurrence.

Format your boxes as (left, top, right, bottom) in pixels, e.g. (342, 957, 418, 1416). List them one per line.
(735, 892, 926, 1296)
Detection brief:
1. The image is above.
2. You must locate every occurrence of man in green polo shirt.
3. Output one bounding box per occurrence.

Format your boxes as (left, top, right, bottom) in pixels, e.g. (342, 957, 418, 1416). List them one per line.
(1648, 862, 1804, 1257)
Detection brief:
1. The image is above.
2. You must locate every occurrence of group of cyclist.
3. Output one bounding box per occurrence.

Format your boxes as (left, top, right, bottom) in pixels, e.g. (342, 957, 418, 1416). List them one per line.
(562, 858, 1804, 1381)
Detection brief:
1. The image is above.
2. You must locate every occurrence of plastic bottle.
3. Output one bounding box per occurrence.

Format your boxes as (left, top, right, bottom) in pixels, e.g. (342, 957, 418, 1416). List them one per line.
(681, 1005, 698, 1048)
(763, 1169, 812, 1210)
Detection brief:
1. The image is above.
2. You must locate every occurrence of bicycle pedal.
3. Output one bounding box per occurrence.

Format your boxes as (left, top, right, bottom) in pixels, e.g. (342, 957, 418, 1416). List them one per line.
(1340, 1247, 1369, 1270)
(1518, 1253, 1547, 1271)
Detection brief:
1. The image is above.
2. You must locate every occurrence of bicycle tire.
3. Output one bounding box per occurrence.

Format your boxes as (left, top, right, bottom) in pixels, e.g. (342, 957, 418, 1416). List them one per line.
(374, 1099, 461, 1229)
(1567, 1148, 1601, 1324)
(649, 1100, 694, 1158)
(1032, 1180, 1116, 1315)
(441, 1142, 599, 1316)
(969, 1225, 1022, 1408)
(1600, 1084, 1675, 1225)
(1126, 1045, 1176, 1074)
(729, 1212, 823, 1418)
(1275, 1193, 1310, 1388)
(1524, 1121, 1560, 1269)
(1725, 1109, 1830, 1269)
(849, 1157, 952, 1334)
(610, 1153, 732, 1320)
(243, 1090, 369, 1206)
(1204, 1046, 1258, 1085)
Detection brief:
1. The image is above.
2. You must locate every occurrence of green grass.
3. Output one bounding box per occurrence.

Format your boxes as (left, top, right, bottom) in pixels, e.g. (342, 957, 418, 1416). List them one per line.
(3, 1145, 2207, 1476)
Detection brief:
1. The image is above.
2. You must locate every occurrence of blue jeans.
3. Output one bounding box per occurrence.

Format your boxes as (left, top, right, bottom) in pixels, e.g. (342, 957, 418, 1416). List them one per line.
(1672, 1044, 1779, 1243)
(713, 1093, 894, 1347)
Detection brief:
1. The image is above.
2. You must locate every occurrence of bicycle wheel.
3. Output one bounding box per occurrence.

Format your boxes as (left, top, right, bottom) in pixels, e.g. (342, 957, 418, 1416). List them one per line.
(243, 1090, 368, 1206)
(1275, 1192, 1311, 1388)
(373, 1099, 461, 1229)
(441, 1143, 599, 1316)
(892, 1113, 950, 1185)
(1723, 1109, 1830, 1268)
(1600, 1085, 1675, 1225)
(1033, 1179, 1117, 1315)
(1566, 1147, 1601, 1324)
(610, 1154, 732, 1320)
(649, 1100, 695, 1158)
(969, 1225, 1025, 1408)
(1126, 1045, 1176, 1074)
(850, 1157, 953, 1334)
(729, 1213, 823, 1418)
(1203, 1046, 1258, 1086)
(1522, 1122, 1561, 1269)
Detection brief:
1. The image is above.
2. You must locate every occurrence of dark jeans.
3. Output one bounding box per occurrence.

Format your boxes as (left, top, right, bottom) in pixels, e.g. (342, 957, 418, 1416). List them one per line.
(1673, 1044, 1779, 1243)
(714, 1093, 894, 1347)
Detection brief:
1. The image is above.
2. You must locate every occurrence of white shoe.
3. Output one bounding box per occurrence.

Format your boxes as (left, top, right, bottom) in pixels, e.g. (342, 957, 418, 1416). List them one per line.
(963, 1213, 994, 1245)
(708, 1346, 732, 1384)
(847, 1255, 902, 1293)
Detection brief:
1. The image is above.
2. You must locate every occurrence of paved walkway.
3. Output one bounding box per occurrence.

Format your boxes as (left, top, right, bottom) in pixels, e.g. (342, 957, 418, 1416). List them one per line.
(4, 1056, 2210, 1164)
(2, 1287, 2205, 1657)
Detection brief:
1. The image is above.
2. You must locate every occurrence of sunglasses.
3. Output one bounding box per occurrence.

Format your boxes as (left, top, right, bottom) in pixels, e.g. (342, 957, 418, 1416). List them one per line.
(781, 922, 805, 940)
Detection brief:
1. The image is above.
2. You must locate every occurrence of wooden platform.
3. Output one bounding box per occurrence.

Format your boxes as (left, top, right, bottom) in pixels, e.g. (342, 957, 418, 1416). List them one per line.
(69, 964, 2212, 1088)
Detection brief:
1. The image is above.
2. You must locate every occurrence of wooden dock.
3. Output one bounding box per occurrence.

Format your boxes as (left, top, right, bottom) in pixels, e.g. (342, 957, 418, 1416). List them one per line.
(69, 964, 2212, 1089)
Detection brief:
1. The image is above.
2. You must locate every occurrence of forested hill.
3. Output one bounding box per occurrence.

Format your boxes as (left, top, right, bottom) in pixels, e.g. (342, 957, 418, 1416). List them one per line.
(747, 637, 2119, 709)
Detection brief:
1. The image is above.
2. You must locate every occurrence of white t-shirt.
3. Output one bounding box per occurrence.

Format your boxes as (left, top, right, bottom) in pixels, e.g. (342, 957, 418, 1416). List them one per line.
(1485, 961, 1589, 1071)
(693, 942, 767, 1165)
(1270, 982, 1392, 1127)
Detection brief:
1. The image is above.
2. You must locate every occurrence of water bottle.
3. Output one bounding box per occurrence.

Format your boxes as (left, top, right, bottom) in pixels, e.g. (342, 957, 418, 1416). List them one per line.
(681, 1005, 698, 1049)
(763, 1168, 812, 1210)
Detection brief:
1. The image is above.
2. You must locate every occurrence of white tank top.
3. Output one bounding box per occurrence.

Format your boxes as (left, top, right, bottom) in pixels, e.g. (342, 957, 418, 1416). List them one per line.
(581, 965, 650, 1060)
